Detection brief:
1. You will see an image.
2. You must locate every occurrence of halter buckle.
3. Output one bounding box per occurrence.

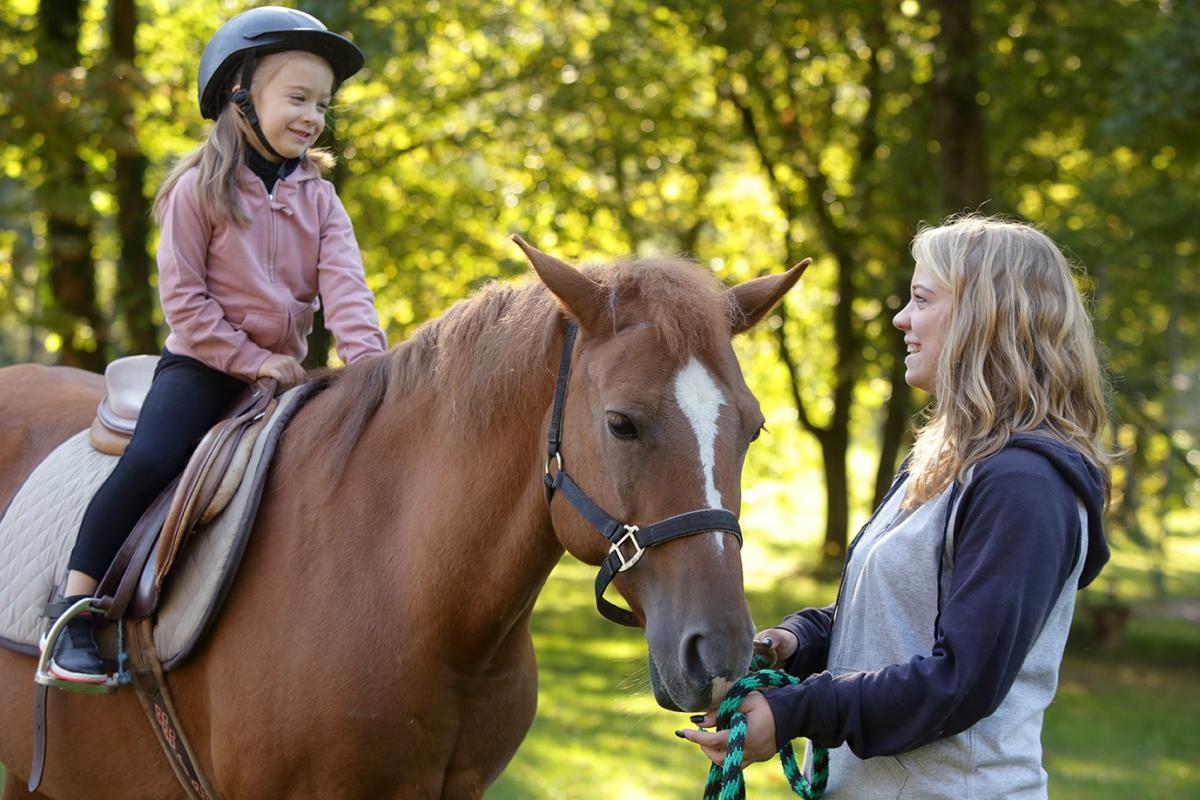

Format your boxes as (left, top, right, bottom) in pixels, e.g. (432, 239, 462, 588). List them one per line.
(611, 525, 644, 572)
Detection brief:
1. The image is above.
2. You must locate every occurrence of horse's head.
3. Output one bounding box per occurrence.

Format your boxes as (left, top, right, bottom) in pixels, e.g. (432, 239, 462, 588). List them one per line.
(515, 237, 809, 712)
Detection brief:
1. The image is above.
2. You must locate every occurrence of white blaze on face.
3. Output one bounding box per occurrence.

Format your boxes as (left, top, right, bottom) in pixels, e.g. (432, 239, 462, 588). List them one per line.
(673, 358, 728, 552)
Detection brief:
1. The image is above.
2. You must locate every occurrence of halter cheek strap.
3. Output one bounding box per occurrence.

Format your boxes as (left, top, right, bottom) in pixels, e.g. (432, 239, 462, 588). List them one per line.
(544, 321, 743, 627)
(229, 50, 288, 162)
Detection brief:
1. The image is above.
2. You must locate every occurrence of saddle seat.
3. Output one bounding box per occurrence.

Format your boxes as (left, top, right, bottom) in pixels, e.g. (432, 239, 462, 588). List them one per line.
(89, 354, 159, 456)
(84, 355, 278, 623)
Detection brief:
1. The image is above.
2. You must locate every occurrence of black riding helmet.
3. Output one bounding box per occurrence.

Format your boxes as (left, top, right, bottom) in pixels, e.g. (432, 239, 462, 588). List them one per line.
(197, 6, 364, 121)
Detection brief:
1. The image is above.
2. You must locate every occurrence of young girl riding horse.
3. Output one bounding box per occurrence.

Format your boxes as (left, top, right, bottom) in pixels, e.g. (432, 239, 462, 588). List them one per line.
(46, 6, 387, 683)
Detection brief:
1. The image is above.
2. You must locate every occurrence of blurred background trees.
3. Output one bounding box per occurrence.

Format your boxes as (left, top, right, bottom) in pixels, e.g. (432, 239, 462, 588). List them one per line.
(1, 0, 1195, 582)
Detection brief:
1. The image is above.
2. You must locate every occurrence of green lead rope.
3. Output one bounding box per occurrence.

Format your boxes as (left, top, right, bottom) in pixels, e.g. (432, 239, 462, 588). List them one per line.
(702, 653, 829, 800)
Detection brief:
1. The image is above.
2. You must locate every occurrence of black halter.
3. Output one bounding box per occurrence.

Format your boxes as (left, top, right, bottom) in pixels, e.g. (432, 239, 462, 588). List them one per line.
(543, 322, 743, 627)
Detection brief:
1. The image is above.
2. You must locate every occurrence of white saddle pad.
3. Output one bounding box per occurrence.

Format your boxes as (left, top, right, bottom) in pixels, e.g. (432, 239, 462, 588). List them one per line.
(0, 385, 307, 669)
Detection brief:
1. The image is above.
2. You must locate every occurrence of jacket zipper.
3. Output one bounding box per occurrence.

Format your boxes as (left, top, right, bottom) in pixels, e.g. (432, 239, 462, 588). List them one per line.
(267, 184, 278, 285)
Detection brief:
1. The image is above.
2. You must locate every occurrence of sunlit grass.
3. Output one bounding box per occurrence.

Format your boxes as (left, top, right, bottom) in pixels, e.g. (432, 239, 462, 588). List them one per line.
(489, 500, 1200, 799)
(1046, 616, 1200, 799)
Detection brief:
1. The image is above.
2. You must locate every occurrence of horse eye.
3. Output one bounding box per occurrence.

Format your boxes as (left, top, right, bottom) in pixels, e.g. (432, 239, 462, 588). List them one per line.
(750, 423, 766, 443)
(606, 411, 639, 440)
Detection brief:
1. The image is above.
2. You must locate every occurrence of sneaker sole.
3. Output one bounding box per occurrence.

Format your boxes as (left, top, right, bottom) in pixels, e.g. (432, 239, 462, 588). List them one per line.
(39, 637, 108, 685)
(48, 660, 109, 685)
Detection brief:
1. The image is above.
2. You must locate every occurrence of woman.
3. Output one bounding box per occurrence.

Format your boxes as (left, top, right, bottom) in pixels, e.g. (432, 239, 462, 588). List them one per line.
(678, 215, 1111, 799)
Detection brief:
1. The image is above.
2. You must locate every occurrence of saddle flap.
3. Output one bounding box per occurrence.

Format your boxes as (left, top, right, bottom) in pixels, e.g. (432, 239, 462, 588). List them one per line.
(0, 382, 313, 672)
(92, 379, 274, 623)
(152, 393, 276, 590)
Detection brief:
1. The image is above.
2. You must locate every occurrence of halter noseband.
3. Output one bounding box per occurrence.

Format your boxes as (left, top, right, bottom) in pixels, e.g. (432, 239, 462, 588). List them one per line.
(543, 322, 743, 627)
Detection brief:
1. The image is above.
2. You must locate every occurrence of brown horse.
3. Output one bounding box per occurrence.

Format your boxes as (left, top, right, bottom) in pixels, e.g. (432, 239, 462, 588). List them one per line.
(0, 241, 807, 799)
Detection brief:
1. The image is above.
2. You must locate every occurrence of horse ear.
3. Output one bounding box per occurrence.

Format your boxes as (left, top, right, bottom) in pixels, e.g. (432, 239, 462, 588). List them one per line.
(726, 258, 812, 335)
(512, 235, 605, 331)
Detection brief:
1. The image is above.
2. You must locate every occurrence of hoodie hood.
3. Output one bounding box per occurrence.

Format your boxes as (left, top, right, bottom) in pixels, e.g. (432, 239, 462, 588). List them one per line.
(1003, 434, 1109, 588)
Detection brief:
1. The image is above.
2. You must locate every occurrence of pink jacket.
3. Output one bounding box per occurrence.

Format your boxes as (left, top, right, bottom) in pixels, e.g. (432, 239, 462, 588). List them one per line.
(159, 161, 388, 382)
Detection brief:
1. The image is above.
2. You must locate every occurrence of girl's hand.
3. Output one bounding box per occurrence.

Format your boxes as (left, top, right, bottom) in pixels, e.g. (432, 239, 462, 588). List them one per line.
(754, 627, 799, 667)
(257, 354, 305, 388)
(676, 690, 777, 766)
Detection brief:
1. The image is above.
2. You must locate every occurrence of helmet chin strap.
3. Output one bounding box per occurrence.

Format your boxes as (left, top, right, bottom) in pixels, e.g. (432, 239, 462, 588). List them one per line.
(229, 49, 288, 162)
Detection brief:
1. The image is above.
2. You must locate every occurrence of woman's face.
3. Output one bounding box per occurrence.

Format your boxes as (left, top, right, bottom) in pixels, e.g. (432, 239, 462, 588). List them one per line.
(893, 264, 952, 392)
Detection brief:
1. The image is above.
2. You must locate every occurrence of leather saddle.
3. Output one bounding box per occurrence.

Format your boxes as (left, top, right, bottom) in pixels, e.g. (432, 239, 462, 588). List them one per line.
(85, 355, 278, 622)
(29, 357, 287, 796)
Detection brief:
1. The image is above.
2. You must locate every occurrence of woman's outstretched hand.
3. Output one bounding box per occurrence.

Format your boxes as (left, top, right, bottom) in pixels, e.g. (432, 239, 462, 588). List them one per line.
(675, 690, 778, 767)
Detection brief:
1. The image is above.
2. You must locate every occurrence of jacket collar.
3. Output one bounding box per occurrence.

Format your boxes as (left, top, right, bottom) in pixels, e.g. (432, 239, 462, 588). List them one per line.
(239, 157, 321, 189)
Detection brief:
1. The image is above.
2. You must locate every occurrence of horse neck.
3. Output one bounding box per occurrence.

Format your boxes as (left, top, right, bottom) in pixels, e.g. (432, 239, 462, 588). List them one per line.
(323, 333, 565, 659)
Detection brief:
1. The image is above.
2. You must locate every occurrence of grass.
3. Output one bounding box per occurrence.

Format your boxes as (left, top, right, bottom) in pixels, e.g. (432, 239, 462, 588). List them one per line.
(1046, 617, 1200, 799)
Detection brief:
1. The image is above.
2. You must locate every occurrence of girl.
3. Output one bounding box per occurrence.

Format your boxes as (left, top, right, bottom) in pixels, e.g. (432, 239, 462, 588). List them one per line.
(678, 215, 1112, 799)
(47, 6, 388, 683)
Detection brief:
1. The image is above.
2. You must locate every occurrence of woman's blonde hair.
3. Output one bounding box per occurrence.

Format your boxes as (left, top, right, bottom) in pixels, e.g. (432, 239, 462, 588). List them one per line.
(903, 214, 1112, 508)
(153, 51, 336, 227)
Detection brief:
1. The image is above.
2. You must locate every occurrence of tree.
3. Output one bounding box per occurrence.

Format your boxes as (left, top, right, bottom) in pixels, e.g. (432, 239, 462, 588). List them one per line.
(33, 0, 108, 370)
(661, 0, 945, 568)
(107, 0, 158, 355)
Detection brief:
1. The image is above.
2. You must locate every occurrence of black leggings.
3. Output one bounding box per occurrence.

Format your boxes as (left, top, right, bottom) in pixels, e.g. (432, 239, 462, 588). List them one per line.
(67, 349, 246, 581)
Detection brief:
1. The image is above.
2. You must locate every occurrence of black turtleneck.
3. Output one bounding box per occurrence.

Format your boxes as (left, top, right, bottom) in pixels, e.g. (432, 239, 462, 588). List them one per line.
(245, 146, 300, 195)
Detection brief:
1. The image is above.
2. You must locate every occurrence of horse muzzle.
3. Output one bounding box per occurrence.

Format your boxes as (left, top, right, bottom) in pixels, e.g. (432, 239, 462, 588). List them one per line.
(646, 620, 754, 712)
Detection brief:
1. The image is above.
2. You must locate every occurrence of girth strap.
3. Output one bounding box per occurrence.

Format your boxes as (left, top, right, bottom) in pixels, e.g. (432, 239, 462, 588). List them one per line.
(126, 618, 219, 800)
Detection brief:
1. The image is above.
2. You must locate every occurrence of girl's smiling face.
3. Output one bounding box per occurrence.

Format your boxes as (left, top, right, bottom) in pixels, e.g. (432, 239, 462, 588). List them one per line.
(893, 264, 952, 393)
(242, 51, 334, 161)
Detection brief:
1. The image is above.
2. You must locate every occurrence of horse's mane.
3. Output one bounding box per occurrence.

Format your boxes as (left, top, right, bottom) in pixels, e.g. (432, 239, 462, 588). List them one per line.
(289, 256, 736, 469)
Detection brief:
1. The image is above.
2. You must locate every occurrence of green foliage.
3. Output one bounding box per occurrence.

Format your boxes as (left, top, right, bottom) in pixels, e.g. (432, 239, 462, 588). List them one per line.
(0, 0, 1194, 577)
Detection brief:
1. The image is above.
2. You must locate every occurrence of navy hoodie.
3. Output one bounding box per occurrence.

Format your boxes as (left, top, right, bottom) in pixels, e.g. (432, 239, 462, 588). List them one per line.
(763, 434, 1109, 759)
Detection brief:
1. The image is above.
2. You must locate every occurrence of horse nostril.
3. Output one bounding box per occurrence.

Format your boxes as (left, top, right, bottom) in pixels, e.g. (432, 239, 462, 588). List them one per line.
(681, 630, 718, 686)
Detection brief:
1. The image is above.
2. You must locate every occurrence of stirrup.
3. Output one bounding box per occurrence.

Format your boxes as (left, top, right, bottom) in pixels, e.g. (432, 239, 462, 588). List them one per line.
(35, 597, 126, 695)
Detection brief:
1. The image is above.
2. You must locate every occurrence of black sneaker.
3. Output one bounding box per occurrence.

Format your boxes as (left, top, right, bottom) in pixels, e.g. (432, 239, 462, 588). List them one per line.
(43, 597, 106, 684)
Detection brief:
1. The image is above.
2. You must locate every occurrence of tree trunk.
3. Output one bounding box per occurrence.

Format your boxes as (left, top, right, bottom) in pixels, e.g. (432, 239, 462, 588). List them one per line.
(302, 128, 347, 369)
(824, 236, 856, 569)
(931, 0, 989, 212)
(110, 0, 158, 355)
(820, 429, 851, 572)
(303, 305, 333, 370)
(37, 0, 107, 371)
(879, 0, 990, 507)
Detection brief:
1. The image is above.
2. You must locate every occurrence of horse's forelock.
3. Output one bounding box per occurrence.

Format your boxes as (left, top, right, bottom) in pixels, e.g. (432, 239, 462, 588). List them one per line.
(582, 256, 734, 360)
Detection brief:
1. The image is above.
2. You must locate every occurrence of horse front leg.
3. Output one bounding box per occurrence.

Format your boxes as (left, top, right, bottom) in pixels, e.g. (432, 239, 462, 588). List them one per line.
(441, 634, 540, 799)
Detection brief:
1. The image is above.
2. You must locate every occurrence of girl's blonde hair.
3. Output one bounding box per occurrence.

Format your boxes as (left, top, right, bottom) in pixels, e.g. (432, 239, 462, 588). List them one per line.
(903, 214, 1112, 508)
(153, 51, 336, 226)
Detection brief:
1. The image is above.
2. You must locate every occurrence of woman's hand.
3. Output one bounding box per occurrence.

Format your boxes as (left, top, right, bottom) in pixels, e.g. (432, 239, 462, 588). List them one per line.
(754, 627, 799, 667)
(675, 691, 778, 767)
(257, 353, 305, 388)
